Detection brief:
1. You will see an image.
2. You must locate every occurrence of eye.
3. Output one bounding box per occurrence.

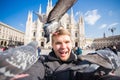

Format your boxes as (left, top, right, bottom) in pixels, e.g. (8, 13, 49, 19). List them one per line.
(55, 42, 61, 45)
(65, 41, 70, 44)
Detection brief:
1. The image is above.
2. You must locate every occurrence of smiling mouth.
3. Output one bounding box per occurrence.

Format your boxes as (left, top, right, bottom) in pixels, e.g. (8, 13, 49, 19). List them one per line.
(59, 51, 68, 56)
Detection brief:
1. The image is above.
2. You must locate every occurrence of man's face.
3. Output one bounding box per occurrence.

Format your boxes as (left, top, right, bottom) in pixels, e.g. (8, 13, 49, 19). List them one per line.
(52, 35, 72, 61)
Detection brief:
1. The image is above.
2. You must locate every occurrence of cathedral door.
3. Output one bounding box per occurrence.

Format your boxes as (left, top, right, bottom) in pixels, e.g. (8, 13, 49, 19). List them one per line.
(75, 42, 78, 47)
(41, 42, 44, 47)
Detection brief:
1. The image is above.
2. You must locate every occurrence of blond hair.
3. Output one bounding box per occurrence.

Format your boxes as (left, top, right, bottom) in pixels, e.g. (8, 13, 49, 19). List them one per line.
(52, 28, 71, 42)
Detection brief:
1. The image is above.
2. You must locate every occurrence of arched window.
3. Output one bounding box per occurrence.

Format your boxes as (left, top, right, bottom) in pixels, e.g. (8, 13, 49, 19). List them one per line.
(75, 33, 77, 37)
(75, 42, 78, 47)
(4, 41, 7, 46)
(1, 41, 3, 45)
(41, 42, 44, 47)
(33, 32, 36, 37)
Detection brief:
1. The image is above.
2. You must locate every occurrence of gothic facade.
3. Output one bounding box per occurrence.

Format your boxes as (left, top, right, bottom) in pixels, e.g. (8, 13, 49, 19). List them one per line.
(24, 0, 86, 49)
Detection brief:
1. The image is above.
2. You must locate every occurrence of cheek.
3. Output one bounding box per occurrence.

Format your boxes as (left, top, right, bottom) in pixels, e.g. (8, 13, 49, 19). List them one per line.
(54, 45, 60, 50)
(68, 43, 72, 49)
(52, 44, 60, 50)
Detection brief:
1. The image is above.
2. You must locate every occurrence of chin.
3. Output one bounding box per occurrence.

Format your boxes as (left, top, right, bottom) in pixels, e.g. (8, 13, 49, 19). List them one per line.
(60, 57, 69, 61)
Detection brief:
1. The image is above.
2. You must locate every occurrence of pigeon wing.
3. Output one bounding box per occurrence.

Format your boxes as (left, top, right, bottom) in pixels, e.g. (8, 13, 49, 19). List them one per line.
(47, 0, 77, 23)
(0, 41, 39, 79)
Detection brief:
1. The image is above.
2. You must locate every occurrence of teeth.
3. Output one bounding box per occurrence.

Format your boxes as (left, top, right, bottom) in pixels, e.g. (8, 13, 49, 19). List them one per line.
(60, 52, 67, 54)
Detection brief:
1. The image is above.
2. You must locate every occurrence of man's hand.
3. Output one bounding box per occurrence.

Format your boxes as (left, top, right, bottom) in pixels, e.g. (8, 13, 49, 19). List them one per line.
(10, 74, 29, 80)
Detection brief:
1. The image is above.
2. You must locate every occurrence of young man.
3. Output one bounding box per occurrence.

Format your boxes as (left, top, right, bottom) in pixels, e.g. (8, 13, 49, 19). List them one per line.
(11, 28, 120, 80)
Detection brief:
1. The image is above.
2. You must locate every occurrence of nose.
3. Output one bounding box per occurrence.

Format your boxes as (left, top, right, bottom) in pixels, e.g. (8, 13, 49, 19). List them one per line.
(60, 43, 67, 49)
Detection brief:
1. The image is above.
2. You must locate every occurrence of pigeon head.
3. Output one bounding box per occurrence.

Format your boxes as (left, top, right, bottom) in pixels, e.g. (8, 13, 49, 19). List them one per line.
(43, 21, 58, 43)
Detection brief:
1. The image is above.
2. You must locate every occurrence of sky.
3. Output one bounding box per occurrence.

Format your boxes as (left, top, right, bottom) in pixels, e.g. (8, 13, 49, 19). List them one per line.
(0, 0, 120, 38)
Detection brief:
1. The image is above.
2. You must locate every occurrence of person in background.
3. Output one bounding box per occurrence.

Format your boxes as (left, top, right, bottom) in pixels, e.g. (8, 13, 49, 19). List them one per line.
(2, 46, 8, 51)
(72, 46, 77, 53)
(37, 46, 41, 56)
(76, 47, 82, 55)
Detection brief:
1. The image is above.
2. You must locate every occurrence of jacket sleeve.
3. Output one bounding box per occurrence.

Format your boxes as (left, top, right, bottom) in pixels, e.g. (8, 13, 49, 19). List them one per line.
(18, 60, 45, 80)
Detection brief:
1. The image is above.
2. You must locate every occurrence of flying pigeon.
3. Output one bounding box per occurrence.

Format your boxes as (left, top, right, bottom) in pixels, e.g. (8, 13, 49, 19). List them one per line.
(36, 0, 78, 43)
(78, 48, 120, 69)
(0, 41, 39, 80)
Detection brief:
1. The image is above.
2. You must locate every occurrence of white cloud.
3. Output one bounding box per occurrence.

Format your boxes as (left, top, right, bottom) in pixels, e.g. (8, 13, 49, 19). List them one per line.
(84, 9, 101, 25)
(99, 23, 119, 30)
(99, 24, 107, 29)
(109, 22, 119, 28)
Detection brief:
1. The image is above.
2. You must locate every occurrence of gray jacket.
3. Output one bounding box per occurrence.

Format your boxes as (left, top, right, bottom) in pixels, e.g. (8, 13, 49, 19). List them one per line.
(17, 49, 120, 80)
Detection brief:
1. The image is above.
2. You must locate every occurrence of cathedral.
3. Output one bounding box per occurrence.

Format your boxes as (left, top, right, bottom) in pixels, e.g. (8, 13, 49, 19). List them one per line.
(24, 0, 86, 49)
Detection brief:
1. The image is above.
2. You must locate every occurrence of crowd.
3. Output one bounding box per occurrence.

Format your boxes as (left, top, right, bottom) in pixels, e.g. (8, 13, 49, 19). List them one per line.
(0, 46, 8, 52)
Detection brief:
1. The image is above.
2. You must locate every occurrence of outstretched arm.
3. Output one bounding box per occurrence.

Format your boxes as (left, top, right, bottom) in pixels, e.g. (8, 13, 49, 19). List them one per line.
(9, 59, 46, 80)
(10, 74, 29, 80)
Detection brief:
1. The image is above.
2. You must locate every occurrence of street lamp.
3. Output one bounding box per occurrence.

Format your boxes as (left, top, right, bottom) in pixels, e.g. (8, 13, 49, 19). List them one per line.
(108, 27, 116, 45)
(108, 27, 116, 36)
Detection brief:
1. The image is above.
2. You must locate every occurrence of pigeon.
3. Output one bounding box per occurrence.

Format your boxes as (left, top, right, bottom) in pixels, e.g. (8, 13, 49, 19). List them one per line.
(0, 41, 39, 80)
(78, 48, 120, 69)
(36, 0, 78, 43)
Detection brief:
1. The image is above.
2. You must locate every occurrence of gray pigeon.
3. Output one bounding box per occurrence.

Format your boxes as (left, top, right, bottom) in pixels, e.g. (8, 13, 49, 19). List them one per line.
(78, 48, 120, 69)
(36, 0, 78, 43)
(0, 41, 39, 80)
